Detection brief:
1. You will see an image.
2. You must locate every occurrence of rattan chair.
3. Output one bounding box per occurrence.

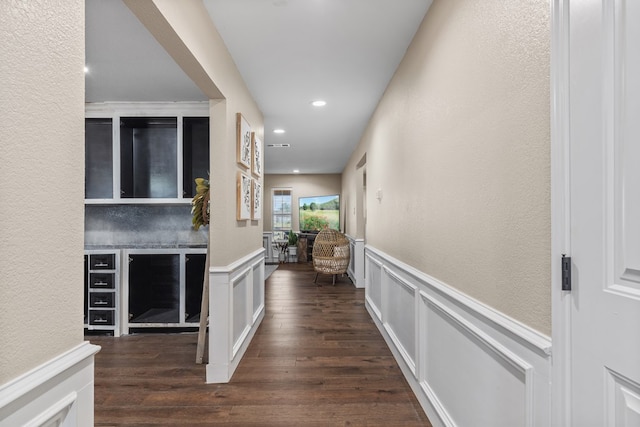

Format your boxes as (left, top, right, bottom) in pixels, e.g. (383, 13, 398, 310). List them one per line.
(312, 228, 350, 285)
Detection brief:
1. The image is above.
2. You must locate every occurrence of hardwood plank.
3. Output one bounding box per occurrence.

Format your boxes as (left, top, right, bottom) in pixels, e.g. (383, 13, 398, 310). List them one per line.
(90, 263, 431, 426)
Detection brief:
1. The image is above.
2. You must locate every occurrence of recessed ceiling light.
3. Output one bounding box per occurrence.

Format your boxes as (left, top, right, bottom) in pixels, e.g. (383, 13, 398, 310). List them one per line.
(293, 169, 300, 173)
(273, 129, 285, 134)
(311, 100, 326, 107)
(84, 66, 89, 74)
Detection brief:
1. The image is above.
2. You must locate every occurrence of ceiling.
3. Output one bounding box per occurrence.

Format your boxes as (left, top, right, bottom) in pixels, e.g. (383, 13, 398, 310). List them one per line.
(85, 0, 431, 174)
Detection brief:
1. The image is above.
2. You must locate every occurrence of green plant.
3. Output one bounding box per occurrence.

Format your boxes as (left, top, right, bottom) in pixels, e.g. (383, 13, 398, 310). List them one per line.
(288, 230, 298, 246)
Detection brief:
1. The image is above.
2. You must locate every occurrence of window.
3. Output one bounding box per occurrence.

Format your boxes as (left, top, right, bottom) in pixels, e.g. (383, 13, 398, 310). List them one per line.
(272, 189, 292, 231)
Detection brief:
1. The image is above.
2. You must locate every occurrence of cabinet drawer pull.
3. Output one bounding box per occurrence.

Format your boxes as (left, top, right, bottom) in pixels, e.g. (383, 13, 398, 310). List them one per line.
(94, 282, 108, 286)
(94, 263, 109, 267)
(94, 301, 109, 305)
(93, 319, 108, 323)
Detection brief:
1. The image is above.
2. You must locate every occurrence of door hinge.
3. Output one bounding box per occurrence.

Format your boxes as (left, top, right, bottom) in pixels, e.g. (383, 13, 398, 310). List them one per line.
(561, 254, 571, 291)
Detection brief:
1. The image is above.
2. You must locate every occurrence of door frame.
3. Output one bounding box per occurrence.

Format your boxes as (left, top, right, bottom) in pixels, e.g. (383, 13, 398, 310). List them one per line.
(551, 0, 572, 425)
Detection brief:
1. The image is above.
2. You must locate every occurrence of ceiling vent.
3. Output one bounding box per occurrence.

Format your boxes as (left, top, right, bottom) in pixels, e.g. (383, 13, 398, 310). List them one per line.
(267, 144, 291, 148)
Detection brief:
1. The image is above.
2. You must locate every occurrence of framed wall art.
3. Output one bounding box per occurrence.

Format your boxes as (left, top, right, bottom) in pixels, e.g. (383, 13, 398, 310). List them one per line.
(251, 132, 262, 177)
(252, 178, 262, 220)
(236, 113, 251, 169)
(237, 172, 252, 220)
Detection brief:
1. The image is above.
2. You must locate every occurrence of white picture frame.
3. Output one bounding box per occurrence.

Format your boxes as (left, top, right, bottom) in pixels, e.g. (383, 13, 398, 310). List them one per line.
(237, 172, 251, 220)
(236, 113, 251, 169)
(251, 132, 262, 177)
(252, 178, 262, 220)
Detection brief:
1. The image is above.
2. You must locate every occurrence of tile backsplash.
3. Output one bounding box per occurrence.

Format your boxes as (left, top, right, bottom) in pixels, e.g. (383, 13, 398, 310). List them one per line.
(84, 204, 207, 248)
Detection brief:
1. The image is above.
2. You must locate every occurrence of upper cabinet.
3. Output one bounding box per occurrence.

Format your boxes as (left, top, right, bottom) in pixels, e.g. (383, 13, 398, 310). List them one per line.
(85, 118, 114, 199)
(182, 117, 210, 199)
(120, 117, 178, 199)
(85, 103, 209, 204)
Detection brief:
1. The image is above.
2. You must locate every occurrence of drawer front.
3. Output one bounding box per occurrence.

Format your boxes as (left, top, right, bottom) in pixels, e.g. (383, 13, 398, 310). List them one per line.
(89, 310, 114, 326)
(90, 273, 114, 289)
(90, 292, 115, 308)
(90, 254, 115, 270)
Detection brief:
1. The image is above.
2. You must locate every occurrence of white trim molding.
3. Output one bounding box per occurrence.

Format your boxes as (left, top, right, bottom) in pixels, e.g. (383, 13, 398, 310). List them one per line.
(365, 246, 552, 427)
(550, 0, 572, 426)
(206, 248, 265, 383)
(0, 342, 100, 427)
(85, 101, 209, 117)
(346, 235, 365, 288)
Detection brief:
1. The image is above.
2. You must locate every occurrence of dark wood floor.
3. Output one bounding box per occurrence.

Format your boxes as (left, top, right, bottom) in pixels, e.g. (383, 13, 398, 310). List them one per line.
(89, 262, 432, 426)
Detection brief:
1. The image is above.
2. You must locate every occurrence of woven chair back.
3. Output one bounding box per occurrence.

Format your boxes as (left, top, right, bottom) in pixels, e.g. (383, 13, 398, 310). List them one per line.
(312, 228, 350, 275)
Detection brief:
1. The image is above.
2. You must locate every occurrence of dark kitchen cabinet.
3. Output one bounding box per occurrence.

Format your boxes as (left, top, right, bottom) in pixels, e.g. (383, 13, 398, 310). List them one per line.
(120, 117, 178, 199)
(183, 117, 210, 199)
(185, 253, 206, 323)
(84, 109, 209, 202)
(84, 251, 120, 336)
(83, 255, 88, 324)
(85, 118, 113, 199)
(128, 254, 180, 324)
(125, 249, 206, 332)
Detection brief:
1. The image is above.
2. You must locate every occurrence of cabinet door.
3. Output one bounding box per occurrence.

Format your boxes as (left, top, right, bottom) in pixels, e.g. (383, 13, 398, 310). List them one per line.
(185, 253, 206, 323)
(128, 254, 180, 323)
(84, 255, 88, 324)
(120, 117, 177, 199)
(183, 117, 210, 198)
(85, 118, 113, 199)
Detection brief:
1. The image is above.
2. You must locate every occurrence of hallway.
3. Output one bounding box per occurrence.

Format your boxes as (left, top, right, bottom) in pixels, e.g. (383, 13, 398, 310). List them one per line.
(90, 263, 431, 426)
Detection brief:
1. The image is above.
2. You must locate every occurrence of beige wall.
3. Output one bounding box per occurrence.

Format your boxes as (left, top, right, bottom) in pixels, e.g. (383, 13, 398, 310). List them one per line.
(127, 0, 264, 266)
(343, 0, 551, 334)
(264, 174, 342, 232)
(0, 0, 85, 383)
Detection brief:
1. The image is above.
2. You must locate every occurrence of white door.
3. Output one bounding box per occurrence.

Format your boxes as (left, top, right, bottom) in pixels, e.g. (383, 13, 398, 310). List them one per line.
(569, 1, 640, 425)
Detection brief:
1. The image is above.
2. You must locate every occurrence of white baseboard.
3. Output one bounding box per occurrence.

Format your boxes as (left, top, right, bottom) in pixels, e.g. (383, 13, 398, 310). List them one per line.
(365, 246, 552, 427)
(0, 342, 100, 427)
(207, 248, 265, 383)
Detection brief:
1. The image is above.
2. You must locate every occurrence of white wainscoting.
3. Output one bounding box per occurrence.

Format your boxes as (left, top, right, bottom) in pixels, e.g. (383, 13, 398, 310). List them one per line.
(262, 232, 276, 264)
(365, 246, 552, 427)
(0, 342, 100, 427)
(206, 248, 265, 383)
(346, 235, 365, 288)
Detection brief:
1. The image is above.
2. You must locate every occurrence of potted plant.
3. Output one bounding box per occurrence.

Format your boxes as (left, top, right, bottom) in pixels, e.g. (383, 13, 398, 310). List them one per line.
(287, 230, 298, 261)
